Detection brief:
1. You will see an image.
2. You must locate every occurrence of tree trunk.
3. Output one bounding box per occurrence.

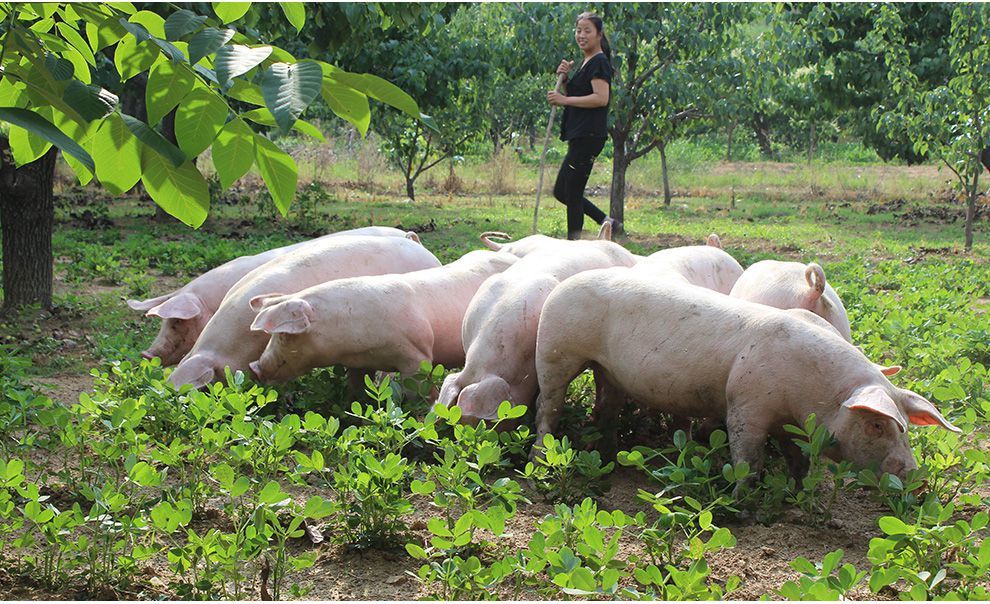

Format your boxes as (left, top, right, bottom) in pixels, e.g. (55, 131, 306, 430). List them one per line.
(608, 133, 628, 232)
(807, 122, 817, 165)
(0, 142, 57, 312)
(726, 120, 737, 162)
(660, 141, 672, 206)
(965, 173, 979, 252)
(405, 176, 416, 201)
(753, 113, 773, 159)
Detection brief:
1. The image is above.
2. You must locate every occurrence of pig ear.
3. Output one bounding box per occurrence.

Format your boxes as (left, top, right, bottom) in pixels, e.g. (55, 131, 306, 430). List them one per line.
(842, 386, 907, 433)
(404, 231, 421, 244)
(148, 293, 203, 320)
(169, 355, 215, 389)
(248, 293, 287, 312)
(436, 373, 462, 408)
(804, 263, 826, 302)
(250, 299, 312, 334)
(706, 233, 722, 248)
(877, 364, 902, 377)
(127, 291, 174, 312)
(899, 391, 961, 433)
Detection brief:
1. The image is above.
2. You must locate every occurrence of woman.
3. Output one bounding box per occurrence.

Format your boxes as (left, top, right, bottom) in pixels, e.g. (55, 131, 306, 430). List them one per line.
(548, 11, 617, 240)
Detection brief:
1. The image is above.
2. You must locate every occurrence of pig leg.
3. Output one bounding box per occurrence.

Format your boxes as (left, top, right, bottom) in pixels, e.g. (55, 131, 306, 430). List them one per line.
(592, 369, 625, 462)
(533, 352, 589, 460)
(725, 405, 771, 501)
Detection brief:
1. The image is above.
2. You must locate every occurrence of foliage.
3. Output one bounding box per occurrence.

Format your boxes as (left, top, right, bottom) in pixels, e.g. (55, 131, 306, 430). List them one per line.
(776, 549, 867, 600)
(519, 433, 614, 504)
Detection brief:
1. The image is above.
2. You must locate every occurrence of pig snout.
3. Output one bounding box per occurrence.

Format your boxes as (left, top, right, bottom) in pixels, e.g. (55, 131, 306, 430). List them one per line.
(880, 452, 917, 481)
(141, 351, 154, 360)
(248, 360, 264, 382)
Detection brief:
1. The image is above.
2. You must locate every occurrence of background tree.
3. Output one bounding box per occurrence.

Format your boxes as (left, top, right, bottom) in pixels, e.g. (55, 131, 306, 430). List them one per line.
(0, 2, 423, 312)
(869, 3, 990, 251)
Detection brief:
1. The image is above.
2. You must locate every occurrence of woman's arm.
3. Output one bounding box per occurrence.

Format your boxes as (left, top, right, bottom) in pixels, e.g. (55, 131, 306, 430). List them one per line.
(547, 78, 609, 108)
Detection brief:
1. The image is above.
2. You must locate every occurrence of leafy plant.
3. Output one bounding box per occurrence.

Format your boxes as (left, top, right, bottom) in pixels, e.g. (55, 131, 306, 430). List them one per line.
(519, 433, 614, 504)
(781, 414, 855, 524)
(776, 549, 867, 600)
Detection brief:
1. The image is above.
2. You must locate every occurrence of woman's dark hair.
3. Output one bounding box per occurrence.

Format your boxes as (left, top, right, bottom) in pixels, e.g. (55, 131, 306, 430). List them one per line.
(576, 11, 614, 76)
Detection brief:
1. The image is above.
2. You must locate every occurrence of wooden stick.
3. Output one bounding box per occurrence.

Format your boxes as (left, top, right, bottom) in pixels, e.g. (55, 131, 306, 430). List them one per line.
(533, 72, 568, 235)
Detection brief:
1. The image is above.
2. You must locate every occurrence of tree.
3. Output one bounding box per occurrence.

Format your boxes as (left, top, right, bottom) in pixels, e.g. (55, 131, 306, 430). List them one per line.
(600, 3, 743, 224)
(869, 3, 989, 251)
(0, 2, 423, 311)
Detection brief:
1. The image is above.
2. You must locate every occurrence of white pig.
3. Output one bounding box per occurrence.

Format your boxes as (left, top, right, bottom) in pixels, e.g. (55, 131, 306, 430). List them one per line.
(633, 239, 744, 294)
(129, 226, 421, 365)
(730, 260, 852, 342)
(247, 251, 518, 383)
(533, 269, 958, 484)
(438, 240, 637, 423)
(167, 236, 440, 389)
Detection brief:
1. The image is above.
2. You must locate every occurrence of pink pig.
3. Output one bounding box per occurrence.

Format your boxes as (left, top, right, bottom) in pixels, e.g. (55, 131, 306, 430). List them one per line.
(128, 226, 420, 366)
(247, 250, 518, 384)
(730, 260, 852, 342)
(533, 269, 958, 484)
(633, 235, 743, 294)
(438, 239, 637, 423)
(166, 236, 440, 389)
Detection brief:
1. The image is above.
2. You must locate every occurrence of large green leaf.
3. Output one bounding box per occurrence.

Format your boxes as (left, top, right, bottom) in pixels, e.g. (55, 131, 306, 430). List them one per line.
(89, 15, 129, 52)
(188, 27, 235, 65)
(321, 80, 370, 136)
(58, 45, 91, 84)
(226, 79, 266, 106)
(141, 147, 209, 228)
(215, 44, 272, 87)
(128, 9, 165, 38)
(0, 79, 27, 107)
(164, 9, 207, 41)
(212, 116, 255, 190)
(120, 113, 185, 167)
(260, 60, 322, 133)
(212, 2, 251, 24)
(53, 110, 96, 185)
(0, 107, 95, 171)
(175, 87, 228, 157)
(114, 35, 158, 81)
(44, 54, 74, 80)
(92, 112, 142, 195)
(62, 81, 117, 121)
(240, 108, 326, 141)
(56, 22, 96, 66)
(8, 123, 53, 166)
(253, 133, 297, 216)
(146, 60, 196, 125)
(279, 3, 305, 33)
(322, 64, 419, 118)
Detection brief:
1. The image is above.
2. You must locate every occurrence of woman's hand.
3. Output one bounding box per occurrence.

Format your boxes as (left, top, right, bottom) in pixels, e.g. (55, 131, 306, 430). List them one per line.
(547, 90, 568, 106)
(556, 59, 574, 76)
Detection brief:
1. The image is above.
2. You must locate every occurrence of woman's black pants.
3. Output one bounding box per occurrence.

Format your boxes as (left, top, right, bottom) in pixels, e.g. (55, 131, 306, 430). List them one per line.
(553, 136, 607, 239)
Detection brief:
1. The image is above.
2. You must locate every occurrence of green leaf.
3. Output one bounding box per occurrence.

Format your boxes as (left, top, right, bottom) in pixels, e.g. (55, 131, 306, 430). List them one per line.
(215, 44, 273, 87)
(164, 9, 207, 41)
(302, 496, 332, 519)
(114, 36, 158, 81)
(8, 122, 53, 166)
(62, 81, 117, 121)
(146, 60, 196, 125)
(44, 54, 74, 80)
(121, 113, 185, 167)
(405, 543, 427, 559)
(569, 566, 597, 592)
(257, 480, 291, 506)
(253, 133, 296, 216)
(212, 116, 255, 190)
(140, 148, 209, 228)
(260, 60, 322, 134)
(241, 107, 325, 141)
(878, 516, 911, 536)
(0, 107, 94, 172)
(128, 9, 165, 38)
(212, 2, 251, 24)
(57, 22, 96, 66)
(323, 65, 419, 118)
(128, 461, 161, 486)
(175, 87, 228, 157)
(92, 113, 141, 195)
(188, 27, 235, 66)
(279, 2, 305, 32)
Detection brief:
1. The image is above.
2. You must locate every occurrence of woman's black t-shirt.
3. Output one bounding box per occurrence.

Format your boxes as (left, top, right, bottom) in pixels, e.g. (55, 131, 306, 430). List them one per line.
(560, 52, 611, 141)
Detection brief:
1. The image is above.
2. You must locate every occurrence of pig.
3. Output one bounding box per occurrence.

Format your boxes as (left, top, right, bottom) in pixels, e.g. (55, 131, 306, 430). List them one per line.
(730, 260, 852, 342)
(166, 236, 441, 389)
(437, 239, 637, 423)
(128, 226, 421, 366)
(478, 224, 611, 258)
(533, 268, 959, 486)
(247, 250, 518, 384)
(633, 238, 744, 294)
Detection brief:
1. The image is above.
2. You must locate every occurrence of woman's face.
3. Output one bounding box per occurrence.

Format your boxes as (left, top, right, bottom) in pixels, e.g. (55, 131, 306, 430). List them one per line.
(575, 18, 600, 52)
